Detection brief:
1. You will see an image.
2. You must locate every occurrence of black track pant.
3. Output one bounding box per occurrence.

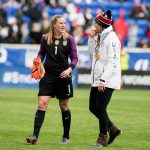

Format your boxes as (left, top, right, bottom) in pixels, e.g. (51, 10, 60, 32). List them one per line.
(89, 87, 114, 135)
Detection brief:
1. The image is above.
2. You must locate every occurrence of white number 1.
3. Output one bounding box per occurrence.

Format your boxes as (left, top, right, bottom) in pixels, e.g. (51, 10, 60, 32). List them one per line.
(55, 46, 57, 55)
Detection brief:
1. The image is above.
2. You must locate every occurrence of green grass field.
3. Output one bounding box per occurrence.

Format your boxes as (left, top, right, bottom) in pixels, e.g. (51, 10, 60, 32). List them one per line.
(0, 88, 150, 150)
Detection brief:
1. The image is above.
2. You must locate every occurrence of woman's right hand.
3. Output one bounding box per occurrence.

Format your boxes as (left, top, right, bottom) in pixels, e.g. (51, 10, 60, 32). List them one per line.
(42, 33, 48, 40)
(89, 26, 97, 38)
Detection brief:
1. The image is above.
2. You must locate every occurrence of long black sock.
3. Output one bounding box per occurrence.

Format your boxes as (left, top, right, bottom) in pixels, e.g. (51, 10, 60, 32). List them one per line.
(33, 110, 45, 138)
(61, 109, 71, 139)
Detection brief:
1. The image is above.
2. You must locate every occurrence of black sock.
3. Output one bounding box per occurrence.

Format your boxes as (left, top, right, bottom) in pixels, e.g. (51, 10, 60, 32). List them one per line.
(33, 110, 45, 138)
(61, 109, 71, 139)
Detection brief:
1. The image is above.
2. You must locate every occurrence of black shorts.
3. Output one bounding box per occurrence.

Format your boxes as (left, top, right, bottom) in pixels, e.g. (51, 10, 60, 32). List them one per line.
(38, 75, 73, 100)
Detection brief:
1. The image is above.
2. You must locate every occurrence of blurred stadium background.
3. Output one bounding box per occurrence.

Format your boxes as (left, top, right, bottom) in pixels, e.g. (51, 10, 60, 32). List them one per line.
(0, 0, 150, 150)
(0, 0, 150, 88)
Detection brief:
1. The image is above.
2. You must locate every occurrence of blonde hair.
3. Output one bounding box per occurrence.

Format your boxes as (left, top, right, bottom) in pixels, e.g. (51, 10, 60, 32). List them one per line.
(47, 15, 68, 45)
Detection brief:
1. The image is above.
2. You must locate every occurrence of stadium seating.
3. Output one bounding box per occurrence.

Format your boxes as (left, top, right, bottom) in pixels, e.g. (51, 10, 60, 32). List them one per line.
(72, 0, 149, 46)
(1, 0, 150, 46)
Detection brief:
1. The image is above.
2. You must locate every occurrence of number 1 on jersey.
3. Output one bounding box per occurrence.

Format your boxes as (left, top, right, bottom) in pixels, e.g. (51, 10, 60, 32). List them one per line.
(55, 46, 57, 55)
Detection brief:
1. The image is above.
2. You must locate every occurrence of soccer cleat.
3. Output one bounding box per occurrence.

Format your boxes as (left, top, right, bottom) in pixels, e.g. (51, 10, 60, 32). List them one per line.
(92, 142, 103, 147)
(107, 124, 122, 145)
(60, 138, 69, 144)
(92, 133, 108, 147)
(26, 135, 38, 145)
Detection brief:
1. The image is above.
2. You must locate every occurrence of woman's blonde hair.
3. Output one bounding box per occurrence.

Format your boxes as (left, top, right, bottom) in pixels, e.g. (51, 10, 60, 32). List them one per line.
(47, 15, 68, 45)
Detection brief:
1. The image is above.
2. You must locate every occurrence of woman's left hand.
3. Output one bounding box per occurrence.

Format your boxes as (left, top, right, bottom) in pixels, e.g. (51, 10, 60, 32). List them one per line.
(60, 67, 72, 78)
(98, 83, 105, 92)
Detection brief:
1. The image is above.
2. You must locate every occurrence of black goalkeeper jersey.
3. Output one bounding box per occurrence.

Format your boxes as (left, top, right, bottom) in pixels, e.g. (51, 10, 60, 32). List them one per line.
(37, 35, 78, 78)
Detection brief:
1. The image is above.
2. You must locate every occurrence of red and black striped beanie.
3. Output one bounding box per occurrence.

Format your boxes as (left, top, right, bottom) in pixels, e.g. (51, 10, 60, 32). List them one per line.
(95, 10, 112, 28)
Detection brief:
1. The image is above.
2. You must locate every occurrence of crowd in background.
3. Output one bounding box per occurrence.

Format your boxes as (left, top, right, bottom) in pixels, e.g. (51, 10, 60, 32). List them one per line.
(0, 0, 150, 48)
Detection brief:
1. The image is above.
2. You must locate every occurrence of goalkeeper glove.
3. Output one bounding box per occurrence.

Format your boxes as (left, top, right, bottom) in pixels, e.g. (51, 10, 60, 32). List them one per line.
(30, 57, 45, 80)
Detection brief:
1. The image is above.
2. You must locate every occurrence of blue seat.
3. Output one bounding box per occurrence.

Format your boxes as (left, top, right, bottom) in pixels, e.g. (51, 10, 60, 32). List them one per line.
(90, 2, 101, 9)
(138, 28, 146, 38)
(108, 2, 122, 10)
(22, 16, 31, 25)
(48, 8, 65, 15)
(122, 2, 133, 10)
(74, 1, 87, 8)
(3, 7, 19, 17)
(126, 19, 136, 25)
(112, 10, 119, 20)
(101, 2, 113, 10)
(136, 20, 148, 28)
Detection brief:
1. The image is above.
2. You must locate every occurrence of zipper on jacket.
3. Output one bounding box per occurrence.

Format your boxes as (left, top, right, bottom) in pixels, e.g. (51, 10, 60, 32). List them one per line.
(92, 60, 97, 84)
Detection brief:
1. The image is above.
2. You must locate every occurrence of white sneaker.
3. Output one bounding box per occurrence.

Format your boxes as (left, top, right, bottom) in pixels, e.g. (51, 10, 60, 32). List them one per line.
(60, 138, 69, 144)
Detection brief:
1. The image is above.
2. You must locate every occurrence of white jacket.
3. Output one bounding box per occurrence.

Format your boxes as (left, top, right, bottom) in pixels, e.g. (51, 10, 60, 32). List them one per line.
(88, 26, 121, 89)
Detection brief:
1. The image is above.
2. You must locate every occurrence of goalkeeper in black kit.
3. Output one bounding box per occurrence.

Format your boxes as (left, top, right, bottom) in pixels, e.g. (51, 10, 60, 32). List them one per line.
(26, 15, 78, 145)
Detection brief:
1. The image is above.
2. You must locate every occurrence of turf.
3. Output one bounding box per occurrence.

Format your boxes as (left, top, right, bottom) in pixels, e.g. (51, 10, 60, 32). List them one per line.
(0, 88, 150, 150)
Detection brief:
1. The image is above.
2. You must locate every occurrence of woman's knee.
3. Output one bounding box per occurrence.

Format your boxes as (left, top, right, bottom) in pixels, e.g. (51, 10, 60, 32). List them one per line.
(59, 100, 69, 112)
(89, 105, 97, 115)
(60, 104, 69, 111)
(38, 96, 50, 111)
(38, 102, 47, 111)
(97, 109, 107, 119)
(89, 105, 94, 113)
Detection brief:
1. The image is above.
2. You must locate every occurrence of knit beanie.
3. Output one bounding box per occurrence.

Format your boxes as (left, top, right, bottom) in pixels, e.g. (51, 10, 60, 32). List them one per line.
(95, 10, 112, 28)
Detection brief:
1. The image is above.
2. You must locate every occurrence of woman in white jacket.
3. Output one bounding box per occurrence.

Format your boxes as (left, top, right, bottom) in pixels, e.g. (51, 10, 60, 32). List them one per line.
(88, 10, 122, 147)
